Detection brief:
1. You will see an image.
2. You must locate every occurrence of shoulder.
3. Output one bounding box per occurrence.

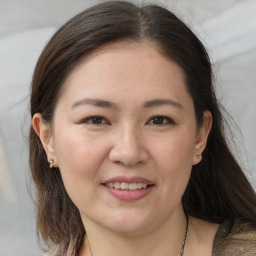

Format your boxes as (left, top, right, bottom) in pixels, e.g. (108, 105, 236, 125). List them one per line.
(213, 218, 256, 256)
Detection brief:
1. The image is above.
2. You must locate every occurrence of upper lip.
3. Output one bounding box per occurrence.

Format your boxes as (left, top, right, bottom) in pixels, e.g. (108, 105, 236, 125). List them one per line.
(103, 176, 154, 185)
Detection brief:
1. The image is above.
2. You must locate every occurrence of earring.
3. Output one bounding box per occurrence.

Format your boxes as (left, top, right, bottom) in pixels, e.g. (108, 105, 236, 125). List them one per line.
(197, 154, 202, 159)
(49, 160, 54, 168)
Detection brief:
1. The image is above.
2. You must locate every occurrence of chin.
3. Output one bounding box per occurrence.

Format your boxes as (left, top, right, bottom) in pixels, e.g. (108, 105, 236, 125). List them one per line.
(96, 210, 159, 236)
(106, 222, 151, 236)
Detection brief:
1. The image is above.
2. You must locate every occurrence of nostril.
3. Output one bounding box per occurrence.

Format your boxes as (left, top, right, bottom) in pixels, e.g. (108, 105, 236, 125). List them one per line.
(113, 160, 122, 165)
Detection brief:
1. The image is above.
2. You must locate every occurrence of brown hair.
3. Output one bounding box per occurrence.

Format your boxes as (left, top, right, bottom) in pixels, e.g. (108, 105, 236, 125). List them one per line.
(29, 1, 256, 254)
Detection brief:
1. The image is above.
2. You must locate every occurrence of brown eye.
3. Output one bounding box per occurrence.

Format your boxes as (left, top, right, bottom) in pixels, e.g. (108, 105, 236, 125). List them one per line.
(81, 116, 109, 125)
(90, 116, 104, 124)
(148, 116, 175, 125)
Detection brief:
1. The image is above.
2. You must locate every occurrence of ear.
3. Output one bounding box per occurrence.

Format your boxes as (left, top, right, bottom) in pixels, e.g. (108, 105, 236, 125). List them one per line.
(192, 111, 212, 165)
(32, 113, 58, 167)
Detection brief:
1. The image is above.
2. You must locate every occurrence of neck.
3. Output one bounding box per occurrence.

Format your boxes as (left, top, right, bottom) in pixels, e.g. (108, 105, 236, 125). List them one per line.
(80, 209, 188, 256)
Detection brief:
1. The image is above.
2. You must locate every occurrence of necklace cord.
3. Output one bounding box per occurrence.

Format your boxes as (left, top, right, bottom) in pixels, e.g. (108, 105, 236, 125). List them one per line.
(180, 212, 189, 256)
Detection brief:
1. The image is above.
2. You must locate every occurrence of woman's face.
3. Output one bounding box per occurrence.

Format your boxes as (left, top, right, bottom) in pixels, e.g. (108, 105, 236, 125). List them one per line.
(35, 41, 211, 235)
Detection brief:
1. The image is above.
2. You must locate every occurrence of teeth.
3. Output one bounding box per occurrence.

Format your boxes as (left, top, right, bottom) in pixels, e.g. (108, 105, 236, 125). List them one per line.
(121, 182, 128, 190)
(108, 183, 114, 188)
(114, 182, 120, 189)
(105, 182, 148, 190)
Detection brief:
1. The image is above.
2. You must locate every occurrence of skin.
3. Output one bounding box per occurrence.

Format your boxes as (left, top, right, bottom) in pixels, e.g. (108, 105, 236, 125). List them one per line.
(33, 41, 218, 256)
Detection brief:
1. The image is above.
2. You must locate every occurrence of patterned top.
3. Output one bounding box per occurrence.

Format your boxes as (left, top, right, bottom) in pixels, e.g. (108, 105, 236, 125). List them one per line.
(44, 218, 256, 256)
(212, 219, 256, 255)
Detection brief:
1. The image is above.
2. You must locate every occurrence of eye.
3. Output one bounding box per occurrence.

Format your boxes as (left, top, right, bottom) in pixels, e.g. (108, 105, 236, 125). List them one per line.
(147, 116, 175, 126)
(80, 116, 109, 125)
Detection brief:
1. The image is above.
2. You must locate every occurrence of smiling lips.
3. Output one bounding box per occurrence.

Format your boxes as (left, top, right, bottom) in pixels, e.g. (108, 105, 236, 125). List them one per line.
(103, 177, 155, 201)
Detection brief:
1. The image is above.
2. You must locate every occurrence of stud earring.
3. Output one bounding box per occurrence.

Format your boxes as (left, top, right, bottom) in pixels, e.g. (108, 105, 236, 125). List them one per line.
(197, 154, 202, 159)
(49, 160, 54, 168)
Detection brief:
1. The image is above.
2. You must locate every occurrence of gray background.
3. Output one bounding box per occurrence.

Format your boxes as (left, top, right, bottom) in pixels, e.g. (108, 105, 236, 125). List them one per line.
(0, 0, 255, 255)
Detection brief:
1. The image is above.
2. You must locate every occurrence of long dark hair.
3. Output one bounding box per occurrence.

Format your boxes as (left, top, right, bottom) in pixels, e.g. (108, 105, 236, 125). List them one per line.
(29, 1, 256, 254)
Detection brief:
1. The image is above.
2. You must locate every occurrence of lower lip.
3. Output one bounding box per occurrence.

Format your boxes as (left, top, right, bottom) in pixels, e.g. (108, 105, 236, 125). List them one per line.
(103, 185, 154, 201)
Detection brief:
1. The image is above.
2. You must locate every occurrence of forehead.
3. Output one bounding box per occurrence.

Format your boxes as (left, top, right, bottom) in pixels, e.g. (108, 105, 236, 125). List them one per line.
(64, 41, 185, 85)
(58, 41, 190, 107)
(72, 40, 167, 69)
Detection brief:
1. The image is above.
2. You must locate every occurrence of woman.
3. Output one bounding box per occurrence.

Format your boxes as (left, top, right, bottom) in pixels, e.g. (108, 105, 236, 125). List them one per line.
(29, 1, 256, 255)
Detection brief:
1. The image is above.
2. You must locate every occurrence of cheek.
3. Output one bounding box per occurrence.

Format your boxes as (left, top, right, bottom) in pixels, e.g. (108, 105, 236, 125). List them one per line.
(53, 131, 108, 194)
(151, 130, 195, 191)
(153, 129, 196, 168)
(52, 131, 112, 214)
(54, 130, 105, 169)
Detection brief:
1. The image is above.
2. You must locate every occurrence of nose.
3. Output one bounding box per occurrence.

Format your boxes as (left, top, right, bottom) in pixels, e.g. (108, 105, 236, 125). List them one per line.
(109, 125, 149, 167)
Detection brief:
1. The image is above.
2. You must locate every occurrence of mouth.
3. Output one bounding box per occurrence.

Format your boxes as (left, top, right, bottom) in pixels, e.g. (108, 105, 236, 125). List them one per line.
(102, 177, 155, 201)
(104, 182, 152, 190)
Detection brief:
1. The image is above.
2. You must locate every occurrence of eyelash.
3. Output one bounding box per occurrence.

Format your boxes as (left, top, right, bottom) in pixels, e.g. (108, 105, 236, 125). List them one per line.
(80, 115, 175, 126)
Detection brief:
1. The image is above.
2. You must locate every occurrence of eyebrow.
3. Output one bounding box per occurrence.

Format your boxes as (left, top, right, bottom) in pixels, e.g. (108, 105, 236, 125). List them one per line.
(72, 98, 183, 110)
(72, 98, 118, 109)
(143, 98, 183, 109)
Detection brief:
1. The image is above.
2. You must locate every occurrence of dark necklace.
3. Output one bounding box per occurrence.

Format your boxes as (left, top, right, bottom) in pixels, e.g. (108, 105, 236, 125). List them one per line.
(88, 213, 189, 256)
(180, 212, 189, 256)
